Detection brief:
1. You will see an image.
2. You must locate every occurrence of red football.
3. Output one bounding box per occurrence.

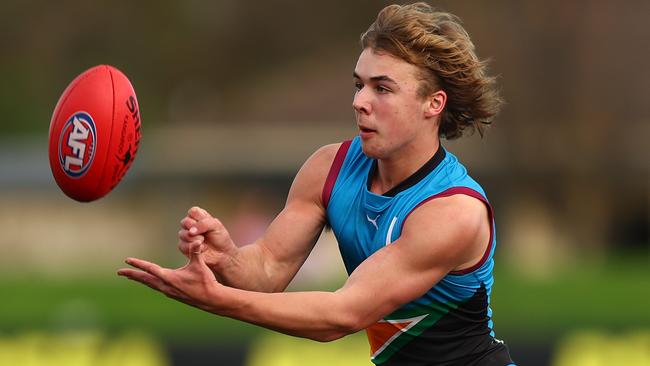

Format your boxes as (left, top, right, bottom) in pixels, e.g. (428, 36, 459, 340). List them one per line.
(48, 65, 142, 202)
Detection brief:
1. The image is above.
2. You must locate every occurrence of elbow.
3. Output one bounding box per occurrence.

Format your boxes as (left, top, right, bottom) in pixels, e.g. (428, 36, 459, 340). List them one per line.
(315, 333, 346, 343)
(314, 314, 365, 343)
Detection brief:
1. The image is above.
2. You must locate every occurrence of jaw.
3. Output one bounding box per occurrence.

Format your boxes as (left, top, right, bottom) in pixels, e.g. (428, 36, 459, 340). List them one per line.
(359, 136, 390, 160)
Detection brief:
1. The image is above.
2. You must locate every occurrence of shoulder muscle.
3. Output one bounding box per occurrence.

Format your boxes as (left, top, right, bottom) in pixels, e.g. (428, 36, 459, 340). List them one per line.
(401, 194, 490, 273)
(287, 143, 341, 209)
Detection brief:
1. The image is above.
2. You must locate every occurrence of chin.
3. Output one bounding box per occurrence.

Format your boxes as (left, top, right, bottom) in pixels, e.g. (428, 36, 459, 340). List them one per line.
(359, 140, 384, 159)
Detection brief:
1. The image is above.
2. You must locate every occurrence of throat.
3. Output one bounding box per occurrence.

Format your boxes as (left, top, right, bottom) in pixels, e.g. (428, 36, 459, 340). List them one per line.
(367, 143, 446, 197)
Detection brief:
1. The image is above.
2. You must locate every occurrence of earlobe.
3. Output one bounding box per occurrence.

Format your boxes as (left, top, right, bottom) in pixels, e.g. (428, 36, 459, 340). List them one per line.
(424, 90, 447, 118)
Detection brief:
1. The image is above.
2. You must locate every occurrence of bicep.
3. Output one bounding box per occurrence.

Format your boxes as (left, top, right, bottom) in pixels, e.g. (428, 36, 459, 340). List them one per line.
(334, 196, 487, 329)
(334, 239, 451, 330)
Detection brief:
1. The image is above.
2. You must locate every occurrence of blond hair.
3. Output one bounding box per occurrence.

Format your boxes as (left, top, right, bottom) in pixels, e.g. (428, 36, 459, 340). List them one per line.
(361, 2, 502, 139)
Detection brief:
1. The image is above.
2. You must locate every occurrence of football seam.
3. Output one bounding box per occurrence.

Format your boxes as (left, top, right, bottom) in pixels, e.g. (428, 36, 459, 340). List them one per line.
(94, 65, 117, 199)
(49, 69, 95, 138)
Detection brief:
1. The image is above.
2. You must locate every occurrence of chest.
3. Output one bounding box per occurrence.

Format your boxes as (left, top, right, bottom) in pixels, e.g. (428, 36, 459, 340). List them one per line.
(328, 187, 422, 274)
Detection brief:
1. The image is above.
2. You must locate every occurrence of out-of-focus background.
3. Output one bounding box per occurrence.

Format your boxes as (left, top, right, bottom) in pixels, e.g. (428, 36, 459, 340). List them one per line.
(1, 0, 648, 365)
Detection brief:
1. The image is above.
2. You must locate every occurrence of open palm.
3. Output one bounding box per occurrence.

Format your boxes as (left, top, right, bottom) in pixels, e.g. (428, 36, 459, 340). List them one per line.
(118, 242, 221, 312)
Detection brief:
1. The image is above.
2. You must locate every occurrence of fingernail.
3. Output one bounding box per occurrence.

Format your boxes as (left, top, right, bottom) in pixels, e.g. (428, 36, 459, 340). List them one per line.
(190, 227, 197, 234)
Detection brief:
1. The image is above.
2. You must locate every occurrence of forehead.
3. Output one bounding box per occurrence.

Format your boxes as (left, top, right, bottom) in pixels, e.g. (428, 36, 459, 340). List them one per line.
(354, 48, 420, 82)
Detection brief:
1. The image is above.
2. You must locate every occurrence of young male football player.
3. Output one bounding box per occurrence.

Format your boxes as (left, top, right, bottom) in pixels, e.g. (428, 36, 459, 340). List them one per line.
(119, 3, 515, 365)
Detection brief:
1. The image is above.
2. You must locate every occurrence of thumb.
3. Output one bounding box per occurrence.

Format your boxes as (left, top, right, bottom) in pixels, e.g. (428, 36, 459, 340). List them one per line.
(188, 241, 207, 267)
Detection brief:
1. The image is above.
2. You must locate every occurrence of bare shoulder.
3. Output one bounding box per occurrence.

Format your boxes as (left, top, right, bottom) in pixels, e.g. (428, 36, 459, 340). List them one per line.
(287, 143, 343, 207)
(306, 143, 342, 171)
(409, 194, 487, 225)
(401, 194, 490, 271)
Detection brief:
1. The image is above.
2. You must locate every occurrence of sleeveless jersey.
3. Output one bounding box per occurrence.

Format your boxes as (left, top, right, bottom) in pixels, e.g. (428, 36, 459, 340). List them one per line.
(323, 137, 514, 366)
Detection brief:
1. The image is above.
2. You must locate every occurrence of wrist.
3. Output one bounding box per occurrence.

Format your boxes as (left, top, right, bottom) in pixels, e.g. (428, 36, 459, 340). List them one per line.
(204, 283, 241, 317)
(209, 244, 240, 277)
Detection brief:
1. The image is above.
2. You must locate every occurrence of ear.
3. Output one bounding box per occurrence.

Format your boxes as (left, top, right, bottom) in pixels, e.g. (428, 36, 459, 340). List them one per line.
(424, 90, 447, 118)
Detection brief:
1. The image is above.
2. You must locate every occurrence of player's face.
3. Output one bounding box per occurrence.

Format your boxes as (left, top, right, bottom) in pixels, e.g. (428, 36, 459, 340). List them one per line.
(352, 48, 435, 159)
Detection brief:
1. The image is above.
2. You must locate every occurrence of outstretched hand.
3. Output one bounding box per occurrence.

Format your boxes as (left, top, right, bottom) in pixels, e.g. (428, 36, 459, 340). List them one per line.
(117, 241, 222, 312)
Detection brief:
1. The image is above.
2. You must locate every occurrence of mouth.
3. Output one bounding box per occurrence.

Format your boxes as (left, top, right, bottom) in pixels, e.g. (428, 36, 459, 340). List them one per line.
(359, 126, 377, 140)
(358, 126, 377, 139)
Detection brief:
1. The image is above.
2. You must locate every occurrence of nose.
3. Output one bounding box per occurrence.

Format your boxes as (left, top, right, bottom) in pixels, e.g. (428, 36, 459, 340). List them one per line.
(352, 88, 371, 115)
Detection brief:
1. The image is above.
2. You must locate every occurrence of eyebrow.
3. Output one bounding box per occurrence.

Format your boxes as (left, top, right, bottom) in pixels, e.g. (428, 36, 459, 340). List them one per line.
(353, 72, 398, 85)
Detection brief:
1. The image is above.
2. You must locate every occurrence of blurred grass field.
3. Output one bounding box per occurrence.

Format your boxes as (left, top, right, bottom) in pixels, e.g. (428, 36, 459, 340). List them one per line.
(1, 254, 647, 344)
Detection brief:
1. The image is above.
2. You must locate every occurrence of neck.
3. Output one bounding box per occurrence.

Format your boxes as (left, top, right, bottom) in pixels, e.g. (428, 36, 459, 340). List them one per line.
(371, 139, 441, 195)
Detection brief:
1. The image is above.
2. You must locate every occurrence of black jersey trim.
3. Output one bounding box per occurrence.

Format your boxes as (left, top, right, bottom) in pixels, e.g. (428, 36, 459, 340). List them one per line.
(366, 143, 446, 197)
(379, 284, 514, 366)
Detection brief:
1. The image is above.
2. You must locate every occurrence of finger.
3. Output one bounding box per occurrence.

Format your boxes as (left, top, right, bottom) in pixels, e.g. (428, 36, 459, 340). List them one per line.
(187, 206, 210, 221)
(178, 240, 192, 257)
(117, 268, 168, 292)
(118, 269, 186, 300)
(118, 268, 166, 289)
(124, 257, 168, 279)
(190, 216, 224, 236)
(178, 229, 204, 243)
(180, 217, 197, 230)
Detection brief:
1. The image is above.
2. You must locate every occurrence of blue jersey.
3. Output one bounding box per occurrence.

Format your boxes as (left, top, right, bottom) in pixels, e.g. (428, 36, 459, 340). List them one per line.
(323, 137, 513, 366)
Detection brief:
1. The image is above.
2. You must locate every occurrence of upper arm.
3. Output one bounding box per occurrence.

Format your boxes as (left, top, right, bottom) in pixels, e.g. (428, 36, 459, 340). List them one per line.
(334, 194, 490, 329)
(255, 143, 342, 291)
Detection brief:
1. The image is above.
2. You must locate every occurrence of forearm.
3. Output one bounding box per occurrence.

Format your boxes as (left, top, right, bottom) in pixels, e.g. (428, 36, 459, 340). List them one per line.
(215, 211, 323, 293)
(211, 286, 364, 342)
(213, 242, 285, 293)
(209, 241, 451, 342)
(194, 146, 334, 293)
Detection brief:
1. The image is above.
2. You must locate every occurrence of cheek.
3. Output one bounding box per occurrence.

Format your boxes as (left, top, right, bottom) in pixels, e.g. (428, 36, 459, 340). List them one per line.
(375, 93, 423, 132)
(375, 98, 403, 122)
(383, 102, 415, 129)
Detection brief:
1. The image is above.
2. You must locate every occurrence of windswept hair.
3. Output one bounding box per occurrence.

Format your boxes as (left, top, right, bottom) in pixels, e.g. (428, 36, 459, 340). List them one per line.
(361, 3, 502, 139)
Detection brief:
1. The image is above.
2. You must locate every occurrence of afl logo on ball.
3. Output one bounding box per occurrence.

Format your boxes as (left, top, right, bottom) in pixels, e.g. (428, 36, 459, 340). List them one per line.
(58, 111, 97, 178)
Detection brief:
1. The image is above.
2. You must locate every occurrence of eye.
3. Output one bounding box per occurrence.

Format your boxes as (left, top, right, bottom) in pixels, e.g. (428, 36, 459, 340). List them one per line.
(376, 85, 391, 94)
(354, 82, 363, 91)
